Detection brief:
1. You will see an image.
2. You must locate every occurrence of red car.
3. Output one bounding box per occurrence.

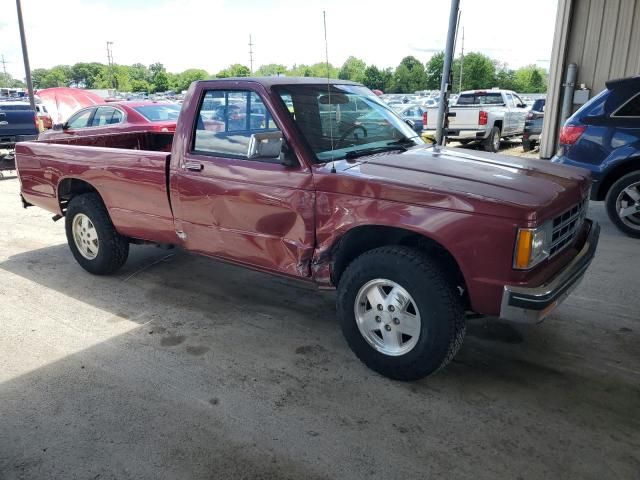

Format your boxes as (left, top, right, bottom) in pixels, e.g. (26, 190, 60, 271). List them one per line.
(38, 101, 180, 140)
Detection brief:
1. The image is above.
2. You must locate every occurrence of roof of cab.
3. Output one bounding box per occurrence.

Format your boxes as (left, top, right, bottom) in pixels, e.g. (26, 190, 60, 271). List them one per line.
(605, 75, 640, 90)
(194, 77, 361, 87)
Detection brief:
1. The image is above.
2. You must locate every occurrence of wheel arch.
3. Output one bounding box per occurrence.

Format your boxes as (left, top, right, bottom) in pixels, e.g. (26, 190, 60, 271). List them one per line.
(596, 157, 640, 201)
(57, 177, 105, 216)
(329, 224, 470, 309)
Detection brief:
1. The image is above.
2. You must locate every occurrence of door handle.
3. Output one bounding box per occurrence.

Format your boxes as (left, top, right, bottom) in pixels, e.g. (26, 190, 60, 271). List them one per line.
(184, 161, 203, 172)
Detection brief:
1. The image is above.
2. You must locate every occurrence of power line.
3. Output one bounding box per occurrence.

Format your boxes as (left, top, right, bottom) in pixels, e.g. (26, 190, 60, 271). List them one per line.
(1, 55, 8, 87)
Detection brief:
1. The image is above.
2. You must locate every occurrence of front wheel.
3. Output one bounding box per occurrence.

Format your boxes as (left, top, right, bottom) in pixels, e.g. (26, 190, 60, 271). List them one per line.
(337, 246, 466, 381)
(605, 172, 640, 238)
(65, 193, 129, 274)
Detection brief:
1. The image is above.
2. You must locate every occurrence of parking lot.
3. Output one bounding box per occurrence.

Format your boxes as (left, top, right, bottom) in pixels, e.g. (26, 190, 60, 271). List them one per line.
(0, 174, 638, 479)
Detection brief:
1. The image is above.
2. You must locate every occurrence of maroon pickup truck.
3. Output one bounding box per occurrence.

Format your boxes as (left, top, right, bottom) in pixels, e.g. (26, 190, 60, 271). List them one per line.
(15, 78, 599, 380)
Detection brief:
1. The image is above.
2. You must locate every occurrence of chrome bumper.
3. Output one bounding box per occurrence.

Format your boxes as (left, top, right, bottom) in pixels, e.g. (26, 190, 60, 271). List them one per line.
(500, 220, 600, 324)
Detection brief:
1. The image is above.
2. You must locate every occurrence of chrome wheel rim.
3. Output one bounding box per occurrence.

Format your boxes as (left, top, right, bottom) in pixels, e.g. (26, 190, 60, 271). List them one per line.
(72, 213, 99, 260)
(493, 133, 500, 151)
(354, 279, 421, 356)
(616, 181, 640, 231)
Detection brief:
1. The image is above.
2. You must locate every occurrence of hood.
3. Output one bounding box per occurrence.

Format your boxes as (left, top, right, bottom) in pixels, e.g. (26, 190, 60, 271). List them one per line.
(322, 146, 591, 223)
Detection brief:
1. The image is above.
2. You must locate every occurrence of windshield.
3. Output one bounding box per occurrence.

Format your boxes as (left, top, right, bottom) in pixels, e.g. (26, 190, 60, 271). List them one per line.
(274, 84, 423, 163)
(133, 103, 181, 122)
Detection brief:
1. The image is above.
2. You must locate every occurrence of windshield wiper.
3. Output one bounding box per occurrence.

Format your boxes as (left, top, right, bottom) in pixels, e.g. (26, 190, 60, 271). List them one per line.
(344, 143, 408, 160)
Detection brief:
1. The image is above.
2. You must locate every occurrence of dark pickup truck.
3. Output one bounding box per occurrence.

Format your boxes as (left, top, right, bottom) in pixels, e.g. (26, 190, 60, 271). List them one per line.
(15, 78, 599, 380)
(0, 102, 38, 149)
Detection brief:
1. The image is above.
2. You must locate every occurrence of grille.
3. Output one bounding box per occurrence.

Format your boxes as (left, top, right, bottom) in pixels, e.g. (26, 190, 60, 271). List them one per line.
(549, 198, 588, 257)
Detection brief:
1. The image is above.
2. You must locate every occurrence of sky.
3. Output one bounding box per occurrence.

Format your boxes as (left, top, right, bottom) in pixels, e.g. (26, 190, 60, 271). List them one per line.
(1, 0, 558, 80)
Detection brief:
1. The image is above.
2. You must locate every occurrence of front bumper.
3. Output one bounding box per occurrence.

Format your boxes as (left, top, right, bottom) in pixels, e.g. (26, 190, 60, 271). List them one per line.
(499, 220, 600, 324)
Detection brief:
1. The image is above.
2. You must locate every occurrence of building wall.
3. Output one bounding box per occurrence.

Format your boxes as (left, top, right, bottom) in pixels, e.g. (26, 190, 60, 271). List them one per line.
(541, 0, 640, 158)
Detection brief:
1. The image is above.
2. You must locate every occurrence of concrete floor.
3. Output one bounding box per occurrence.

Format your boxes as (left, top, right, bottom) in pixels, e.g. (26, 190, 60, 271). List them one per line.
(0, 175, 638, 480)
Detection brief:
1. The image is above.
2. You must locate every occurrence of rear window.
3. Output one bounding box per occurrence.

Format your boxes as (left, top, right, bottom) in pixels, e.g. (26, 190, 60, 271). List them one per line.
(133, 104, 181, 121)
(615, 93, 640, 117)
(457, 92, 504, 105)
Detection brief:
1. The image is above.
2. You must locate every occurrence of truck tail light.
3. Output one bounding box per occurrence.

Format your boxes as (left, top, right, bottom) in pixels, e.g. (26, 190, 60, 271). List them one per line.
(423, 111, 428, 125)
(479, 110, 488, 125)
(559, 125, 586, 145)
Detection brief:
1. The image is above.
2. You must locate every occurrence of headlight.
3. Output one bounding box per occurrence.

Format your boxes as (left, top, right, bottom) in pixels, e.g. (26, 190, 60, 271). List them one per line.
(513, 223, 551, 270)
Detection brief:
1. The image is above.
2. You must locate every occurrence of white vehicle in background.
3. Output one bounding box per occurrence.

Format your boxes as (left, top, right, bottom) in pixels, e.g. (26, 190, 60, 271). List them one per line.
(423, 89, 528, 152)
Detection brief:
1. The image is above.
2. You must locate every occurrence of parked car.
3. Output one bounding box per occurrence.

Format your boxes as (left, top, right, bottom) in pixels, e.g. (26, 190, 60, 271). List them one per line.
(39, 101, 181, 140)
(16, 77, 599, 381)
(423, 89, 529, 152)
(34, 104, 53, 130)
(0, 101, 38, 149)
(552, 75, 640, 237)
(396, 104, 428, 134)
(523, 98, 546, 151)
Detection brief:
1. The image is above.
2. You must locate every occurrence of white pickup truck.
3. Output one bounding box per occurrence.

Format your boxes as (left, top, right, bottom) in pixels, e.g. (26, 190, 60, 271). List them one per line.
(423, 89, 529, 152)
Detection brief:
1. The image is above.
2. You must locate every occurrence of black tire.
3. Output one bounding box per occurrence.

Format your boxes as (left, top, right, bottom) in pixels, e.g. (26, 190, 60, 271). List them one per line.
(483, 126, 501, 152)
(65, 193, 129, 274)
(605, 171, 640, 238)
(522, 139, 534, 151)
(337, 246, 466, 381)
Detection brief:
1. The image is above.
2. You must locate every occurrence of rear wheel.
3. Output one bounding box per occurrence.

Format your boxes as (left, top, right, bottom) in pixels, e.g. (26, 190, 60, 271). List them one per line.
(522, 139, 534, 151)
(65, 193, 129, 274)
(483, 126, 501, 153)
(337, 246, 466, 381)
(605, 172, 640, 238)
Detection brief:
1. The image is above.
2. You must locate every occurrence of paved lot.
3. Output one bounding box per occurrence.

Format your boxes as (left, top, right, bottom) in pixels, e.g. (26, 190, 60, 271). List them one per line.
(0, 174, 638, 480)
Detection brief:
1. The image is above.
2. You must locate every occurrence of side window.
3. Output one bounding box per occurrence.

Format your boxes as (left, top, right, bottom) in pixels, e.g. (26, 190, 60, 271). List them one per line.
(615, 94, 640, 117)
(193, 90, 280, 158)
(512, 94, 524, 107)
(111, 109, 124, 124)
(91, 107, 116, 127)
(505, 93, 515, 107)
(67, 109, 94, 129)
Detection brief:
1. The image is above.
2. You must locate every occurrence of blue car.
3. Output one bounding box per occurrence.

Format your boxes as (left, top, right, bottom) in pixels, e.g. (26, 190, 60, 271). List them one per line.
(552, 76, 640, 237)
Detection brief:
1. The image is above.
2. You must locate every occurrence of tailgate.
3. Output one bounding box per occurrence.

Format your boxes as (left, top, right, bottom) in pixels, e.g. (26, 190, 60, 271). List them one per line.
(0, 110, 38, 138)
(448, 107, 480, 130)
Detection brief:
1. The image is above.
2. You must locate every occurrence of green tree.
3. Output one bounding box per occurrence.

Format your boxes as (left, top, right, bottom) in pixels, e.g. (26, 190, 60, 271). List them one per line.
(392, 56, 427, 93)
(216, 64, 251, 78)
(31, 68, 49, 89)
(0, 72, 25, 88)
(70, 62, 105, 88)
(513, 64, 547, 93)
(255, 64, 287, 76)
(494, 63, 517, 91)
(362, 65, 384, 90)
(338, 56, 367, 83)
(173, 68, 208, 92)
(451, 52, 495, 92)
(424, 52, 444, 90)
(40, 65, 72, 88)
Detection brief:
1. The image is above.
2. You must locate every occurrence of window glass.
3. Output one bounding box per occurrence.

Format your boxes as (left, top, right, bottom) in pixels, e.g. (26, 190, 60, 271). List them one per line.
(457, 92, 504, 105)
(193, 90, 280, 158)
(275, 84, 422, 163)
(91, 107, 116, 127)
(67, 109, 94, 129)
(512, 94, 524, 106)
(111, 109, 124, 123)
(616, 94, 640, 117)
(133, 104, 180, 121)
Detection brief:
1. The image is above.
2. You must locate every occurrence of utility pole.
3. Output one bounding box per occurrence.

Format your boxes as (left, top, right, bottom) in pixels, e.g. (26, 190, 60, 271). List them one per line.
(459, 27, 464, 93)
(16, 0, 36, 110)
(1, 54, 8, 87)
(435, 0, 460, 146)
(106, 41, 115, 89)
(248, 35, 254, 74)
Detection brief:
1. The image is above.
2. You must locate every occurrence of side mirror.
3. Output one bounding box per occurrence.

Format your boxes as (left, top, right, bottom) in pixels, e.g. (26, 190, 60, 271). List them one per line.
(247, 131, 283, 160)
(53, 123, 64, 131)
(405, 118, 416, 129)
(519, 103, 527, 108)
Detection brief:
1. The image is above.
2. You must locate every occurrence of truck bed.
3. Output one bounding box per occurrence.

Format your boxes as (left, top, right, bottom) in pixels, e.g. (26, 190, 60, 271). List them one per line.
(16, 131, 178, 244)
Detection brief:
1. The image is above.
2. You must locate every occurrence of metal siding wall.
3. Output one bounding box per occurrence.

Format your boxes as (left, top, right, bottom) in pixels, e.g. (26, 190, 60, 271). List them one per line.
(541, 0, 640, 158)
